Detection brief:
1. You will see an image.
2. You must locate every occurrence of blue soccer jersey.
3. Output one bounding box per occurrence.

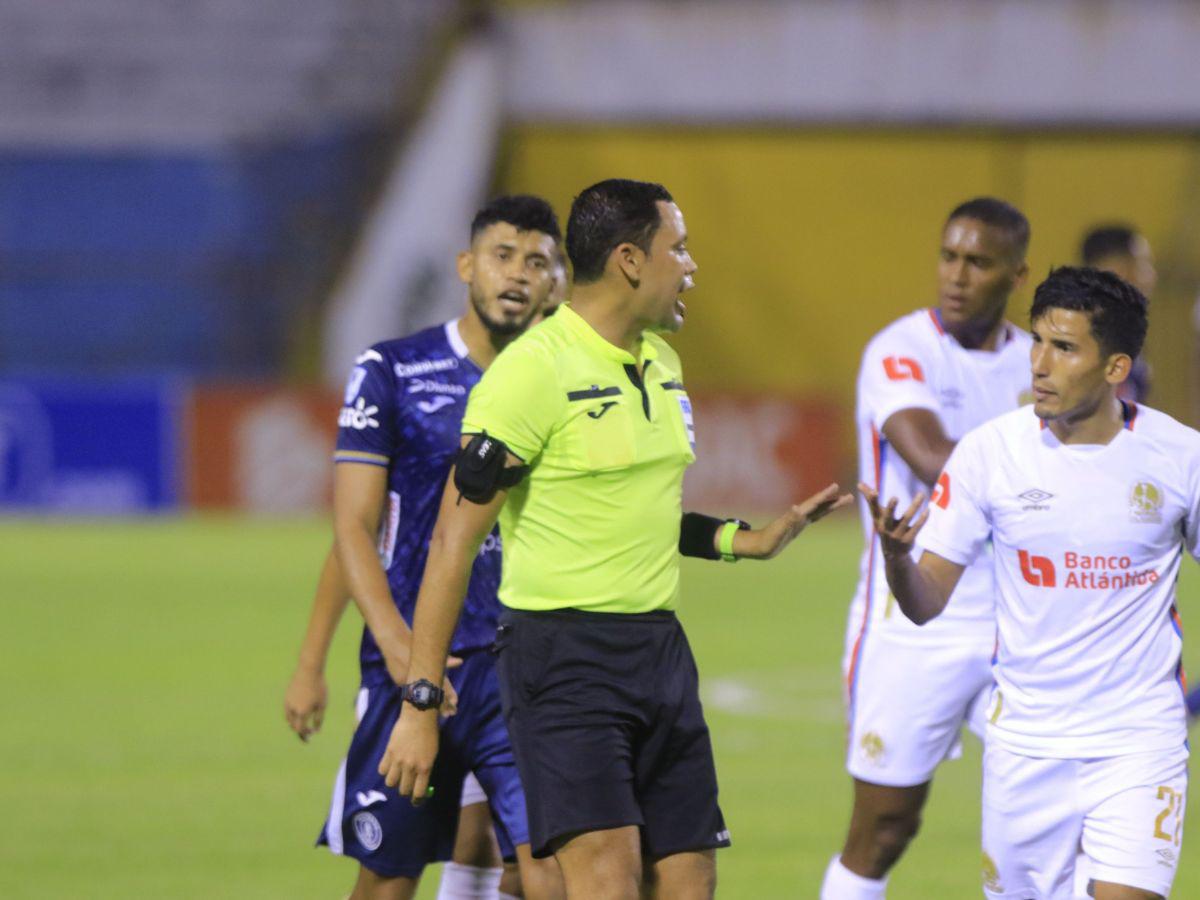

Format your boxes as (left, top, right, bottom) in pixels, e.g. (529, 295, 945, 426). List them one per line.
(334, 320, 499, 685)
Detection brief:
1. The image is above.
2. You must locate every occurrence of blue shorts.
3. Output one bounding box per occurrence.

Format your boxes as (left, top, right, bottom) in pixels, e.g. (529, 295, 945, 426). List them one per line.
(317, 649, 528, 878)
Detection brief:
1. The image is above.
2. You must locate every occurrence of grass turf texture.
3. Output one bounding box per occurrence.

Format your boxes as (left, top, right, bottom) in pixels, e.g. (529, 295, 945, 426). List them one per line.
(1, 513, 1197, 898)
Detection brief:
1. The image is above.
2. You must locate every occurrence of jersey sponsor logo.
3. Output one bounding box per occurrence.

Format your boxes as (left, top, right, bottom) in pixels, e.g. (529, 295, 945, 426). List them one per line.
(1018, 487, 1053, 510)
(1062, 552, 1159, 589)
(714, 829, 731, 843)
(478, 532, 503, 556)
(586, 401, 619, 419)
(355, 790, 387, 808)
(931, 472, 951, 509)
(1018, 549, 1056, 587)
(355, 349, 384, 365)
(416, 395, 456, 415)
(406, 379, 467, 396)
(343, 366, 368, 404)
(393, 358, 458, 379)
(1018, 549, 1161, 589)
(882, 355, 925, 382)
(1129, 480, 1163, 524)
(339, 397, 380, 430)
(352, 811, 383, 851)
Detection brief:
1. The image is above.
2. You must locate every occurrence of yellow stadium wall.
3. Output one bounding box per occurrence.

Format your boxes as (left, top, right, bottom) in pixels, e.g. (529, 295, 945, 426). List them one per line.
(498, 127, 1200, 480)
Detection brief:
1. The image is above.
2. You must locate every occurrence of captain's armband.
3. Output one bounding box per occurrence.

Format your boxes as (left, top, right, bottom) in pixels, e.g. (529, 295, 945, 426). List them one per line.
(453, 431, 529, 505)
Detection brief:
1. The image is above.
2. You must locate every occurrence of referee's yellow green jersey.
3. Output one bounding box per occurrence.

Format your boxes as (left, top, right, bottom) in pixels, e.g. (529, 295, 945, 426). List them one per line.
(461, 304, 697, 614)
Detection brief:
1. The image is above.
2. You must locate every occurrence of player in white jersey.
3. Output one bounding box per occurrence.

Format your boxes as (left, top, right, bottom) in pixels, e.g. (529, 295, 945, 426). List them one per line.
(823, 199, 1032, 899)
(864, 266, 1197, 899)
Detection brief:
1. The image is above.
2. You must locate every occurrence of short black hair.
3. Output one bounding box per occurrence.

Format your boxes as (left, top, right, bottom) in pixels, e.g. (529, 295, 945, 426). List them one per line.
(565, 179, 674, 284)
(470, 194, 561, 243)
(1029, 266, 1148, 359)
(945, 197, 1031, 258)
(1080, 224, 1138, 266)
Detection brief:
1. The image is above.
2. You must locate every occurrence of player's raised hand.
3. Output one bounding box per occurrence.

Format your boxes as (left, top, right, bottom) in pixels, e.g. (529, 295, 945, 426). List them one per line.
(284, 664, 327, 742)
(737, 483, 854, 560)
(859, 482, 929, 559)
(379, 708, 440, 804)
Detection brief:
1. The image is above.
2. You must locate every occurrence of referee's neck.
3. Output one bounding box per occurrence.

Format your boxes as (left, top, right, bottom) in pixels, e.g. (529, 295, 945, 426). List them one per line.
(571, 289, 646, 357)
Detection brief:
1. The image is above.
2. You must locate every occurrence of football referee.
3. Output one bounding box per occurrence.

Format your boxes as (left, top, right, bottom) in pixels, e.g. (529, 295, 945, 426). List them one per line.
(380, 179, 851, 899)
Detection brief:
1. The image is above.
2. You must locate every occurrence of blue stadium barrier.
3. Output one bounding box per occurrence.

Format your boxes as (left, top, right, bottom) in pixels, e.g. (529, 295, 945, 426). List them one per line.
(0, 377, 183, 513)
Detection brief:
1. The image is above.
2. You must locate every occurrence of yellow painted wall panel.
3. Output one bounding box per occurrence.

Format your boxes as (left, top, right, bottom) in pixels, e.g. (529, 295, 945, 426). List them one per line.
(499, 127, 1200, 423)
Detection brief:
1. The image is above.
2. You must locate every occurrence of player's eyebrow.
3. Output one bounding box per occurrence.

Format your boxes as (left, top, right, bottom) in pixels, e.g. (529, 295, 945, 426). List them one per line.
(673, 233, 688, 248)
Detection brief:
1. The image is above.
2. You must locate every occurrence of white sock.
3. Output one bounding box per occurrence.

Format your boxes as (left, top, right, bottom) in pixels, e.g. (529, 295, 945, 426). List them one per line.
(820, 855, 887, 899)
(436, 861, 503, 899)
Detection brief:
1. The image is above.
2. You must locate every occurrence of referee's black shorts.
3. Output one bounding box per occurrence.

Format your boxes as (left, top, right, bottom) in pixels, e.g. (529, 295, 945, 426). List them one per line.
(493, 606, 731, 859)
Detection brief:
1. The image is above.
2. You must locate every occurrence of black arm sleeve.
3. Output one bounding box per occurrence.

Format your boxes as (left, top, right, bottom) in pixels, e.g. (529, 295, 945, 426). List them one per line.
(679, 512, 724, 560)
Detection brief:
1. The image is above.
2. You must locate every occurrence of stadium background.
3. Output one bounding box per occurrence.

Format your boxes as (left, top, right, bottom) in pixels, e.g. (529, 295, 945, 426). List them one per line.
(3, 1, 1200, 896)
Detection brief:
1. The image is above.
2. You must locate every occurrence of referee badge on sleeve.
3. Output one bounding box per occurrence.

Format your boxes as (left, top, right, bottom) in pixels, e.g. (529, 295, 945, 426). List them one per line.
(678, 395, 696, 450)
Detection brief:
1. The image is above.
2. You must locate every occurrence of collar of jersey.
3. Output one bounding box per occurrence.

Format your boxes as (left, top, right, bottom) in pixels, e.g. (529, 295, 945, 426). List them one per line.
(558, 303, 659, 365)
(445, 319, 470, 359)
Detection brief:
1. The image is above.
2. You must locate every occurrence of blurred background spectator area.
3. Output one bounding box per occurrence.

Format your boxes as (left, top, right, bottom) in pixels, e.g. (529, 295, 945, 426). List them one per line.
(3, 0, 1200, 514)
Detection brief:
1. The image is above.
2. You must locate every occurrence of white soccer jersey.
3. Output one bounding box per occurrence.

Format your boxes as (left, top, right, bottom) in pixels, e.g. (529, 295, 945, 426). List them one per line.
(918, 404, 1200, 758)
(852, 308, 1032, 645)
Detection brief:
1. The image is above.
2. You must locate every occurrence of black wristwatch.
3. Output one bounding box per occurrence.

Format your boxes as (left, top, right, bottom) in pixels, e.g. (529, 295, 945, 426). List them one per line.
(402, 679, 445, 711)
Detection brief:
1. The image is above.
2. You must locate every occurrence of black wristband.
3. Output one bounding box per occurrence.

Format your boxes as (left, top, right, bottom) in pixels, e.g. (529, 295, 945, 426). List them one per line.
(679, 512, 724, 560)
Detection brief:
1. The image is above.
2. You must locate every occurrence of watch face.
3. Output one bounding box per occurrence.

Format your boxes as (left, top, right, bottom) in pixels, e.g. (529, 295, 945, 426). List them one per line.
(412, 683, 432, 705)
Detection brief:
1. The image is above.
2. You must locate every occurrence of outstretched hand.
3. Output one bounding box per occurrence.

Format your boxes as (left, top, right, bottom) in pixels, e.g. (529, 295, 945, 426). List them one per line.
(858, 482, 928, 559)
(737, 483, 854, 560)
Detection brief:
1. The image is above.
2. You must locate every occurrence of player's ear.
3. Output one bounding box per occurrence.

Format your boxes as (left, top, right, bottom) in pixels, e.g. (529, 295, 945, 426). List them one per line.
(456, 249, 474, 286)
(612, 242, 644, 286)
(1013, 259, 1030, 291)
(1104, 352, 1133, 385)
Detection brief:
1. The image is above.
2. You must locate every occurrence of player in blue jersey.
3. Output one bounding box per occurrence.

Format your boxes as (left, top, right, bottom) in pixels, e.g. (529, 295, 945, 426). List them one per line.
(285, 195, 566, 900)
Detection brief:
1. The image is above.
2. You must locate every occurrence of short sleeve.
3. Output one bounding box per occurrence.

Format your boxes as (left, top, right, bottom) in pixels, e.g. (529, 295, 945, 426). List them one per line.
(333, 348, 398, 467)
(859, 335, 939, 429)
(462, 344, 561, 462)
(1186, 450, 1200, 562)
(916, 426, 992, 566)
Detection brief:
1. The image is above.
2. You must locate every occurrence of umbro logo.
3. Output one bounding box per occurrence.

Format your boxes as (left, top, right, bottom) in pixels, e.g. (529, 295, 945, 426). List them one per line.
(587, 401, 618, 419)
(1018, 488, 1053, 510)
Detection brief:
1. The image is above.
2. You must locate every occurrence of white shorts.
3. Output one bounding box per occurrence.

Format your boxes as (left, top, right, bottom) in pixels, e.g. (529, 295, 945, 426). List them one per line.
(982, 742, 1188, 899)
(461, 771, 488, 808)
(843, 608, 994, 786)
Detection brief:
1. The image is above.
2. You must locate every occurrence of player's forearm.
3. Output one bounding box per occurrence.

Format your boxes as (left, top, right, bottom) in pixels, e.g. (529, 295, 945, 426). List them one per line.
(296, 547, 352, 672)
(333, 523, 413, 665)
(882, 551, 950, 625)
(405, 531, 479, 684)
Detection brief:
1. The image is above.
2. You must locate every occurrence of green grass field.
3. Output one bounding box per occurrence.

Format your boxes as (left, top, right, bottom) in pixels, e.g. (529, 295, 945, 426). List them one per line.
(2, 512, 1198, 898)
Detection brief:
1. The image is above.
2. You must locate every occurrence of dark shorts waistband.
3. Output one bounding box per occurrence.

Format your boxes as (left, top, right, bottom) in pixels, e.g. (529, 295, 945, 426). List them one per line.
(501, 607, 677, 625)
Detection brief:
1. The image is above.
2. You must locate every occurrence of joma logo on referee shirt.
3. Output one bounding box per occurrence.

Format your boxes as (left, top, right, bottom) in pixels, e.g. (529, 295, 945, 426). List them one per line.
(587, 401, 618, 419)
